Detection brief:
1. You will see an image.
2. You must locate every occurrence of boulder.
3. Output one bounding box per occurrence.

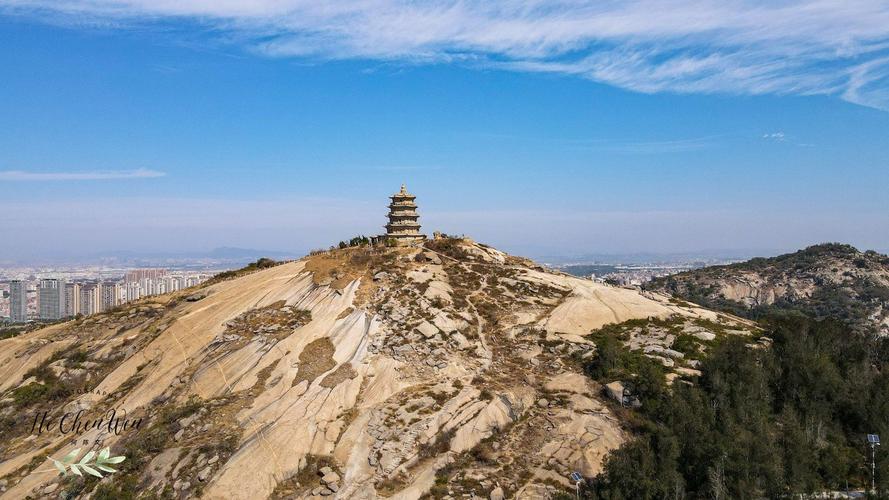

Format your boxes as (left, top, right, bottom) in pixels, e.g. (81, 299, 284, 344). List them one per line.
(451, 332, 471, 350)
(198, 467, 212, 482)
(544, 372, 591, 395)
(179, 413, 198, 428)
(422, 252, 443, 265)
(645, 354, 675, 367)
(643, 345, 685, 359)
(415, 321, 439, 339)
(432, 311, 462, 333)
(675, 367, 702, 377)
(692, 331, 716, 341)
(604, 381, 626, 404)
(321, 471, 340, 485)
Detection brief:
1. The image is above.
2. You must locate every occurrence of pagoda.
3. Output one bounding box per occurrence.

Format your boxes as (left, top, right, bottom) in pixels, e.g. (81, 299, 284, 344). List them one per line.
(384, 184, 426, 245)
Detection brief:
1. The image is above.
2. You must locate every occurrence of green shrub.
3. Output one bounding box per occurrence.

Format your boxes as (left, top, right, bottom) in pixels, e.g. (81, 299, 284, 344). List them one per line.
(670, 334, 700, 356)
(66, 349, 89, 366)
(24, 364, 55, 382)
(584, 334, 650, 382)
(92, 474, 140, 500)
(12, 383, 50, 406)
(15, 362, 75, 407)
(206, 258, 282, 284)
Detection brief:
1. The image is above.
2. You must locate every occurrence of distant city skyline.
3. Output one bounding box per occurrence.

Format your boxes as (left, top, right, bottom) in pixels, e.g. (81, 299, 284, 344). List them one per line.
(1, 2, 888, 260)
(0, 269, 212, 322)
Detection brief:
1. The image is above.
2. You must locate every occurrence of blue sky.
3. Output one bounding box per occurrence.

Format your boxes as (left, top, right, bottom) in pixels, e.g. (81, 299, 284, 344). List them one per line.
(1, 2, 888, 261)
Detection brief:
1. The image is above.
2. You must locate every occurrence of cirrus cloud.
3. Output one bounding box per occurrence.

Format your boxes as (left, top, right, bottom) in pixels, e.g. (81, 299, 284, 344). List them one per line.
(3, 1, 889, 110)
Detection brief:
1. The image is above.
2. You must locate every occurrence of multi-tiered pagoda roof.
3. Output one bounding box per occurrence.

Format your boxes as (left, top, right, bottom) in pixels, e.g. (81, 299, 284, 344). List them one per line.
(384, 184, 425, 244)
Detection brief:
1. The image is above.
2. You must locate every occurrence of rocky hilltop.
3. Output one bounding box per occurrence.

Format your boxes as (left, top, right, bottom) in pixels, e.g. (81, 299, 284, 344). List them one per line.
(0, 238, 751, 499)
(648, 243, 889, 335)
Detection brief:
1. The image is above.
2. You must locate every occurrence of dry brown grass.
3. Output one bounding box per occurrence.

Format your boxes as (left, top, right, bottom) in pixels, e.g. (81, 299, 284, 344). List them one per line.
(375, 473, 411, 496)
(303, 246, 409, 305)
(227, 301, 311, 338)
(291, 337, 336, 387)
(336, 307, 355, 321)
(319, 362, 357, 388)
(424, 237, 471, 260)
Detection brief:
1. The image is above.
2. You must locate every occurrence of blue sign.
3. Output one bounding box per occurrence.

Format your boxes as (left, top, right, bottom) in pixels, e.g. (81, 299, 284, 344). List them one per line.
(570, 472, 583, 482)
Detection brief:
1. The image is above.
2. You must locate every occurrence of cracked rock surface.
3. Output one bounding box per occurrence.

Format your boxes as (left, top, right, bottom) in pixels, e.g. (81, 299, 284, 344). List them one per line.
(0, 238, 749, 499)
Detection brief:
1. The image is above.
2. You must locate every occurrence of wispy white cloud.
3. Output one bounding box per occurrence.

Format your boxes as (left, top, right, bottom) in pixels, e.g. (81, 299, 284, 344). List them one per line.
(3, 1, 889, 109)
(760, 131, 817, 147)
(0, 168, 166, 181)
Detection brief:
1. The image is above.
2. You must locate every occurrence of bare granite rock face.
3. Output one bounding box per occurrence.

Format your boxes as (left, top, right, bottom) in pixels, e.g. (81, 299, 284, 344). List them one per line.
(0, 238, 752, 499)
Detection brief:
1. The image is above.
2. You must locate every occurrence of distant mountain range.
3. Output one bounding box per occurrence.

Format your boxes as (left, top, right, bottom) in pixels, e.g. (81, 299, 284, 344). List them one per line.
(535, 249, 781, 267)
(2, 247, 299, 268)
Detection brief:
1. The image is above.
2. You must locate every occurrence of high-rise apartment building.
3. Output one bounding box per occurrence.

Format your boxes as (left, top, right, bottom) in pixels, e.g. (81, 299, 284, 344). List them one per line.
(64, 282, 81, 318)
(79, 283, 102, 316)
(125, 281, 141, 302)
(125, 269, 167, 284)
(19, 272, 212, 321)
(10, 280, 28, 322)
(38, 279, 65, 320)
(102, 282, 122, 310)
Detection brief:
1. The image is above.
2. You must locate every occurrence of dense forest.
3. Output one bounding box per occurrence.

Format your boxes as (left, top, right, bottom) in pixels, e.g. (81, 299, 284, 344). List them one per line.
(582, 311, 889, 498)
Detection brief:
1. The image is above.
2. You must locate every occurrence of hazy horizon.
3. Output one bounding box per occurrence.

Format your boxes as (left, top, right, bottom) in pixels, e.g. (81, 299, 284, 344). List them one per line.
(3, 240, 888, 268)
